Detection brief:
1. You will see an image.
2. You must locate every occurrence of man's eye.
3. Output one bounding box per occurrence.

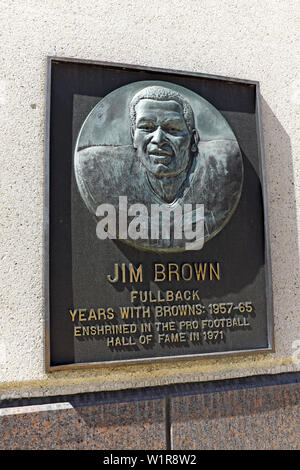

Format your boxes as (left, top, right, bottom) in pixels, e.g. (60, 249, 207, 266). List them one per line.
(166, 127, 180, 133)
(140, 125, 155, 131)
(165, 125, 183, 133)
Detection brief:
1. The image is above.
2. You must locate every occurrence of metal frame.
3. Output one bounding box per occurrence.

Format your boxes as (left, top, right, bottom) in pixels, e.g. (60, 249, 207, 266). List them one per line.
(44, 56, 274, 372)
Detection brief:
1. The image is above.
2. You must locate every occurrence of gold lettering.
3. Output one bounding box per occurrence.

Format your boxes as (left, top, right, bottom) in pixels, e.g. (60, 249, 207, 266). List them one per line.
(175, 291, 183, 301)
(74, 326, 81, 336)
(122, 263, 126, 283)
(154, 263, 166, 282)
(106, 307, 115, 320)
(78, 309, 87, 321)
(209, 263, 220, 280)
(88, 309, 97, 321)
(107, 263, 119, 283)
(141, 323, 152, 333)
(108, 264, 143, 284)
(69, 309, 77, 322)
(166, 290, 174, 301)
(190, 331, 201, 342)
(131, 291, 138, 302)
(194, 263, 207, 280)
(181, 263, 193, 281)
(158, 332, 186, 343)
(97, 308, 106, 319)
(168, 263, 179, 281)
(183, 290, 191, 301)
(129, 264, 143, 282)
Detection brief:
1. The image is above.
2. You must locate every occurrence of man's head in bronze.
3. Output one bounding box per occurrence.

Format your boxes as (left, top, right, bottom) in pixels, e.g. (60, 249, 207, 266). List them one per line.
(129, 86, 199, 181)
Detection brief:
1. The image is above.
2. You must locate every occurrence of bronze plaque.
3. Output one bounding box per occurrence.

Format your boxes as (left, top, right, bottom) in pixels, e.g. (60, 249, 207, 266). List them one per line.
(45, 58, 273, 370)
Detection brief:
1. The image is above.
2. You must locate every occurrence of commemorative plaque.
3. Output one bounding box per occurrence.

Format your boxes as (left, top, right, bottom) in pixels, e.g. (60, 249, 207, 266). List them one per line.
(46, 58, 273, 370)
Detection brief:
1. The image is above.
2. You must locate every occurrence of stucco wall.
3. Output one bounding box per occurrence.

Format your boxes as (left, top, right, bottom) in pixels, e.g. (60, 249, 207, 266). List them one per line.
(0, 0, 299, 399)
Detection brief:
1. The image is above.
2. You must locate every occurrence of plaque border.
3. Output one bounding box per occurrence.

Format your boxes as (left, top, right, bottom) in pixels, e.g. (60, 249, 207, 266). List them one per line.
(44, 56, 274, 372)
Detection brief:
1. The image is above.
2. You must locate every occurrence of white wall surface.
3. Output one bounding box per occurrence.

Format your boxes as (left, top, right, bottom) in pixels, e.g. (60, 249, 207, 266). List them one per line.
(0, 0, 299, 398)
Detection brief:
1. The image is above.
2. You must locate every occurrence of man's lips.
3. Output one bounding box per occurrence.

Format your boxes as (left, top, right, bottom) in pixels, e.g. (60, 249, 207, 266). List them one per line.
(148, 148, 173, 159)
(149, 154, 172, 165)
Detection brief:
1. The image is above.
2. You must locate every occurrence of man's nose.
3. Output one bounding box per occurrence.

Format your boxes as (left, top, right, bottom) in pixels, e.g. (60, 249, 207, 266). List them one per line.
(151, 126, 167, 145)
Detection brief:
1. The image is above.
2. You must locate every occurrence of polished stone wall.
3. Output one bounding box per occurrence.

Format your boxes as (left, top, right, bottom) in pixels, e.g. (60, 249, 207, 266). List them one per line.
(1, 373, 299, 450)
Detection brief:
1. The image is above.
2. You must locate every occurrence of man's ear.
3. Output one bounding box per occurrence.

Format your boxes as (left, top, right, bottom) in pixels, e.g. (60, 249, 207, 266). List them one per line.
(193, 129, 200, 145)
(191, 129, 200, 152)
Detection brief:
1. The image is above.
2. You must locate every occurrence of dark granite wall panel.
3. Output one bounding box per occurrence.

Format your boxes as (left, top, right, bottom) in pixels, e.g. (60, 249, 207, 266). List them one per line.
(171, 382, 300, 450)
(0, 399, 166, 450)
(0, 377, 299, 450)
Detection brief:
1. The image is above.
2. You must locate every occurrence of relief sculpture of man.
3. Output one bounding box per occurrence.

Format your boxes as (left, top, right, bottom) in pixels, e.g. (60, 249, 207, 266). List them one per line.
(129, 86, 199, 204)
(74, 82, 243, 251)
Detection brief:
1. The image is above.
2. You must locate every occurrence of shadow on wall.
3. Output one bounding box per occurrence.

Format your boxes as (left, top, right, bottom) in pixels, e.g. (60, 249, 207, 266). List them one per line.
(260, 97, 300, 329)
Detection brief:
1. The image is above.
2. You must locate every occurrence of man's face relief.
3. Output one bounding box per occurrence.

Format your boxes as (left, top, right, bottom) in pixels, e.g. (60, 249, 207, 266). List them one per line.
(133, 99, 192, 178)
